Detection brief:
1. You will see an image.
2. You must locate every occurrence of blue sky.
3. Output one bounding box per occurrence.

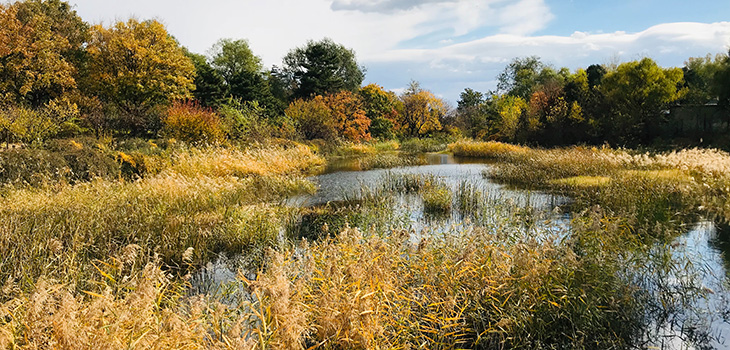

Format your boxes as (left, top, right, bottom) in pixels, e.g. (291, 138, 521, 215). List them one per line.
(67, 0, 730, 104)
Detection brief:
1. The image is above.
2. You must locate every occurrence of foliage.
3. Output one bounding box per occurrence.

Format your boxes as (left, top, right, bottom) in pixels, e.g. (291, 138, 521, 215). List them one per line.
(186, 50, 228, 107)
(398, 81, 447, 137)
(0, 0, 87, 107)
(85, 19, 195, 134)
(207, 38, 283, 113)
(324, 90, 371, 142)
(358, 84, 401, 139)
(496, 56, 547, 99)
(493, 95, 527, 141)
(0, 98, 79, 145)
(282, 38, 365, 99)
(162, 100, 224, 145)
(601, 58, 685, 143)
(285, 96, 336, 141)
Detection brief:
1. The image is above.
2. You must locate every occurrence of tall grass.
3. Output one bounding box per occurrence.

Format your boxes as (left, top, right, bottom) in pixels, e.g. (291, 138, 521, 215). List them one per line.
(450, 140, 730, 231)
(0, 144, 322, 294)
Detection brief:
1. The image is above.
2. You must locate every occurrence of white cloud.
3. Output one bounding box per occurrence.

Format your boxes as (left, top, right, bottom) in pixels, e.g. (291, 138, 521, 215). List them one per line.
(365, 22, 730, 101)
(65, 1, 729, 103)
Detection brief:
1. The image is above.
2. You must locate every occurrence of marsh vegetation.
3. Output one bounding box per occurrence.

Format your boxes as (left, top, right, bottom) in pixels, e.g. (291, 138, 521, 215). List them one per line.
(1, 139, 729, 349)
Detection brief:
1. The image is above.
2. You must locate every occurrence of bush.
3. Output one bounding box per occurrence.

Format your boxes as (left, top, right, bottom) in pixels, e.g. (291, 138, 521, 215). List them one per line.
(286, 97, 337, 141)
(0, 139, 120, 186)
(219, 99, 276, 142)
(163, 101, 224, 144)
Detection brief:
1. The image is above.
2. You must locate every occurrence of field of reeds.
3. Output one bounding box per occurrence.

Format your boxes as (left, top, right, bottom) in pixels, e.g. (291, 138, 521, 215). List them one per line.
(449, 140, 730, 232)
(1, 137, 727, 349)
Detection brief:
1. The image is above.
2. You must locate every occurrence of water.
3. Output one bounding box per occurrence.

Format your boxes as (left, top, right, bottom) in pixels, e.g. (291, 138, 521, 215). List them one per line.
(190, 153, 730, 349)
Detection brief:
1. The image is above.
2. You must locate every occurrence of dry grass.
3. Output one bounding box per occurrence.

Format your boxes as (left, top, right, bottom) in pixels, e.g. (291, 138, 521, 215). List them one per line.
(449, 140, 730, 233)
(0, 144, 322, 295)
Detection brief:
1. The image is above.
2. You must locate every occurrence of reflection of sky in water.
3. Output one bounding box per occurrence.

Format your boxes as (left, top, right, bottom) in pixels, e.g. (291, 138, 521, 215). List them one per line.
(191, 154, 730, 348)
(290, 153, 569, 210)
(643, 221, 730, 349)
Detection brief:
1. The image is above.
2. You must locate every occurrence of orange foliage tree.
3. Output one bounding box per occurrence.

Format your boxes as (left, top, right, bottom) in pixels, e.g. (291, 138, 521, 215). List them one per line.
(325, 91, 371, 142)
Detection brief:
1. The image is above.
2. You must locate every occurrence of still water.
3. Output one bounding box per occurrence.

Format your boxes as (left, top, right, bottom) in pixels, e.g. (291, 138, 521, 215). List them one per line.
(192, 153, 730, 349)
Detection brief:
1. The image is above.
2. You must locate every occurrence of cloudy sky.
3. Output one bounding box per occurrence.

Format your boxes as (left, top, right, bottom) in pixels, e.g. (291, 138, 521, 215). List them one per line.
(67, 0, 730, 103)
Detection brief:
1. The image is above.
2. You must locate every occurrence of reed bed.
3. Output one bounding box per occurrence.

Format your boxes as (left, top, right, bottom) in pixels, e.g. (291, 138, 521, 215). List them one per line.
(450, 140, 730, 227)
(1, 197, 643, 349)
(0, 144, 322, 295)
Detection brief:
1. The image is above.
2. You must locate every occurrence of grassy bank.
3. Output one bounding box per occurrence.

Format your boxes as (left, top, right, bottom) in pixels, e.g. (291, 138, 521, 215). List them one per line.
(0, 143, 323, 294)
(449, 140, 730, 233)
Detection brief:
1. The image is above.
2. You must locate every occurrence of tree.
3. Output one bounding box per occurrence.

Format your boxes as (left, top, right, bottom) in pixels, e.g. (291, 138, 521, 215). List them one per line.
(208, 38, 283, 114)
(0, 0, 88, 107)
(493, 95, 527, 141)
(282, 38, 365, 99)
(325, 91, 371, 142)
(85, 19, 195, 134)
(456, 88, 494, 138)
(398, 81, 446, 137)
(186, 50, 228, 107)
(285, 96, 336, 140)
(359, 84, 400, 139)
(209, 38, 262, 82)
(601, 58, 685, 143)
(496, 56, 545, 99)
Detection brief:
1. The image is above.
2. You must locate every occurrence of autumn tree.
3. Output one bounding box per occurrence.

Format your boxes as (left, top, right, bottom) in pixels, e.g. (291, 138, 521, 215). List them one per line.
(285, 96, 336, 140)
(281, 38, 365, 99)
(359, 84, 400, 139)
(325, 91, 371, 142)
(493, 95, 526, 141)
(398, 81, 446, 137)
(85, 19, 195, 135)
(601, 58, 685, 143)
(0, 0, 88, 107)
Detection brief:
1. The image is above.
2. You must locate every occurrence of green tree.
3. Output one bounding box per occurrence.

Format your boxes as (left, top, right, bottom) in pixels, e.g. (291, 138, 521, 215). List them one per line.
(359, 84, 400, 139)
(456, 88, 495, 139)
(85, 19, 195, 134)
(186, 50, 228, 107)
(208, 38, 283, 114)
(601, 58, 685, 143)
(282, 38, 365, 99)
(496, 56, 545, 99)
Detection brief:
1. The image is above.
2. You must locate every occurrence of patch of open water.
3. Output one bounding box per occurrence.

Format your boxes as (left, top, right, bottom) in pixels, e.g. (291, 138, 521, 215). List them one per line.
(190, 153, 730, 349)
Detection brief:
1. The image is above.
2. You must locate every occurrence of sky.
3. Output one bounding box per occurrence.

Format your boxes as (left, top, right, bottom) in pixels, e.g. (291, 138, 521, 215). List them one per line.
(66, 0, 730, 104)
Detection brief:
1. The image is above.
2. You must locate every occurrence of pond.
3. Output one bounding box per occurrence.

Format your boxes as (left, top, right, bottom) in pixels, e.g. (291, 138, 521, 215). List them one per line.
(191, 152, 730, 349)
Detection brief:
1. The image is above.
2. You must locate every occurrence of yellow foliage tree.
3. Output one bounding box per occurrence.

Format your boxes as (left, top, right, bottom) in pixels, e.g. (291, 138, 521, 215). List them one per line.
(0, 0, 86, 107)
(86, 19, 195, 134)
(494, 95, 527, 140)
(399, 82, 446, 137)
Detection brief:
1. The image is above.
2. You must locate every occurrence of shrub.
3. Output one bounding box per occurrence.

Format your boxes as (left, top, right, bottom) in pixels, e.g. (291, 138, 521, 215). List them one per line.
(219, 99, 275, 142)
(286, 97, 337, 141)
(163, 101, 224, 144)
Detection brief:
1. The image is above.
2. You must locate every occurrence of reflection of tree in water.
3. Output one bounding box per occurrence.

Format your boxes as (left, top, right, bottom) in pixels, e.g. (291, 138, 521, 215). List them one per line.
(709, 220, 730, 279)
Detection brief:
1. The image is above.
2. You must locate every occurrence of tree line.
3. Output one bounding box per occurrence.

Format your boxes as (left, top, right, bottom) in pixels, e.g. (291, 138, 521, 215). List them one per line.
(1, 0, 728, 147)
(457, 55, 730, 146)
